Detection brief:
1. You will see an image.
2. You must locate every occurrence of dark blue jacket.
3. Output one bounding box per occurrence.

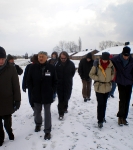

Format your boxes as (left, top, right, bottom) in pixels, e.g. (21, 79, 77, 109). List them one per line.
(111, 54, 133, 85)
(56, 59, 75, 101)
(27, 62, 57, 104)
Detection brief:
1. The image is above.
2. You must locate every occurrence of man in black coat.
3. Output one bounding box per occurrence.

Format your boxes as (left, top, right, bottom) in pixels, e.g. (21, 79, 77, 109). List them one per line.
(22, 54, 38, 111)
(7, 54, 23, 75)
(0, 47, 21, 146)
(56, 51, 75, 120)
(111, 46, 133, 126)
(27, 51, 57, 140)
(78, 52, 94, 102)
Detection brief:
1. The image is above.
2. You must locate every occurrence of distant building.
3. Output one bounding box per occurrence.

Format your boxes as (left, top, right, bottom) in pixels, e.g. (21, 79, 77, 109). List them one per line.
(95, 45, 133, 58)
(25, 53, 28, 59)
(68, 52, 78, 59)
(72, 49, 99, 60)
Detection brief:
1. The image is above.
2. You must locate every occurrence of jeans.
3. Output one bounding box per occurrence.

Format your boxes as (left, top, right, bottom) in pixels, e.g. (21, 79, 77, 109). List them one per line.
(108, 81, 116, 97)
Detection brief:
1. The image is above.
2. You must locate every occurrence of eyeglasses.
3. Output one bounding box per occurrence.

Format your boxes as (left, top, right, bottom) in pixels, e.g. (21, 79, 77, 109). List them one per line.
(60, 57, 67, 60)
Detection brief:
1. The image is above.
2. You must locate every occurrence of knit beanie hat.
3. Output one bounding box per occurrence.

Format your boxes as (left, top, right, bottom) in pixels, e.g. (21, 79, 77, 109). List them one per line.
(122, 46, 131, 56)
(86, 52, 92, 59)
(0, 46, 6, 58)
(101, 52, 110, 60)
(7, 54, 14, 61)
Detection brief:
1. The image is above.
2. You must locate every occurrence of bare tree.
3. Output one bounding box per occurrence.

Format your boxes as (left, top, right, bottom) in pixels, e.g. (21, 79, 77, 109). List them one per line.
(65, 41, 78, 52)
(53, 40, 79, 53)
(78, 37, 82, 52)
(99, 41, 124, 50)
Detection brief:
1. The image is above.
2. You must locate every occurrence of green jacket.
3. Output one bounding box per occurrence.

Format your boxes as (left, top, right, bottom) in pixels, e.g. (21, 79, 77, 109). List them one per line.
(89, 60, 115, 93)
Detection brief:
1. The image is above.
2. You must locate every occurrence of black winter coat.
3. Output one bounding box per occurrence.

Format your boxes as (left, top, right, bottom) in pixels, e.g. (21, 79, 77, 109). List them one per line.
(15, 64, 23, 75)
(56, 59, 75, 101)
(0, 62, 21, 116)
(78, 58, 94, 80)
(111, 54, 133, 85)
(27, 62, 57, 104)
(22, 63, 32, 90)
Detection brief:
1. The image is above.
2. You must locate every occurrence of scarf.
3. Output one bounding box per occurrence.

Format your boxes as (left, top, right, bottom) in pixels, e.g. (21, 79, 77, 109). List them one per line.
(120, 54, 129, 67)
(100, 59, 110, 70)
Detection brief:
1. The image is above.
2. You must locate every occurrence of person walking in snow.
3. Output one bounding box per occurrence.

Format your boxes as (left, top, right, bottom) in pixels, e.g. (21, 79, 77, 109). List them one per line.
(108, 55, 117, 98)
(22, 54, 38, 113)
(78, 52, 94, 102)
(111, 46, 133, 126)
(55, 51, 75, 120)
(0, 47, 21, 146)
(27, 51, 57, 140)
(89, 52, 115, 128)
(7, 54, 23, 75)
(48, 51, 58, 101)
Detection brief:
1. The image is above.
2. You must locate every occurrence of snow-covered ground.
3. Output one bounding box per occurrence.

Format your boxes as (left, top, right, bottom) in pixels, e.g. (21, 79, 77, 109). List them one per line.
(0, 59, 133, 150)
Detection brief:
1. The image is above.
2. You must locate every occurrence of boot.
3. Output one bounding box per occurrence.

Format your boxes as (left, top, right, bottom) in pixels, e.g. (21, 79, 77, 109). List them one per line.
(34, 126, 41, 132)
(9, 133, 14, 140)
(118, 117, 123, 126)
(98, 122, 103, 128)
(84, 98, 87, 102)
(59, 115, 64, 120)
(64, 109, 68, 113)
(123, 118, 129, 125)
(44, 133, 51, 140)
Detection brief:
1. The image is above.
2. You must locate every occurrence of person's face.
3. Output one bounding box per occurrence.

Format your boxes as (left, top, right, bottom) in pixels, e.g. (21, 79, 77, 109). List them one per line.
(38, 54, 47, 64)
(87, 58, 91, 62)
(102, 60, 108, 63)
(60, 54, 67, 63)
(0, 58, 6, 66)
(52, 54, 56, 59)
(123, 55, 129, 60)
(8, 59, 14, 63)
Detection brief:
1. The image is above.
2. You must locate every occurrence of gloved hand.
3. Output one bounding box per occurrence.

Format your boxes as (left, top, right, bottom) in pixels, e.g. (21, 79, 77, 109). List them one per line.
(23, 88, 26, 92)
(14, 101, 21, 111)
(93, 59, 99, 67)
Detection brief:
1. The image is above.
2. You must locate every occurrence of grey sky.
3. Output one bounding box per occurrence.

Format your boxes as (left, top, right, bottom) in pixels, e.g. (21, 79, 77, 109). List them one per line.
(0, 0, 133, 55)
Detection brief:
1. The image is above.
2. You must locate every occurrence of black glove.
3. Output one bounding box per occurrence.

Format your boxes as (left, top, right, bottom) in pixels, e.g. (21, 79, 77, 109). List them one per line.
(23, 88, 26, 92)
(14, 101, 21, 111)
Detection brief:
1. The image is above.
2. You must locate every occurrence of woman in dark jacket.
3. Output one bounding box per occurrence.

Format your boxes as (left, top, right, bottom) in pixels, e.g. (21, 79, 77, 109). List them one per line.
(78, 52, 94, 102)
(55, 51, 75, 120)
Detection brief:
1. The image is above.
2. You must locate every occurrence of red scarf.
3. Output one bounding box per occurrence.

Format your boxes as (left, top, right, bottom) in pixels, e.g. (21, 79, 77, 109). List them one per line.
(100, 59, 110, 70)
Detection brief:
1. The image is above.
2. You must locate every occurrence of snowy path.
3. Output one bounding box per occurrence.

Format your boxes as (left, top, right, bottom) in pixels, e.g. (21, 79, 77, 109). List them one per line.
(0, 60, 133, 150)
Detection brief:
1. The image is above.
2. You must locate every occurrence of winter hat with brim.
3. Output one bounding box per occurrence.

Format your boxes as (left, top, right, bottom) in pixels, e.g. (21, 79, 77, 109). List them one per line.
(7, 54, 14, 61)
(86, 52, 92, 59)
(101, 52, 110, 60)
(122, 46, 131, 56)
(0, 46, 6, 58)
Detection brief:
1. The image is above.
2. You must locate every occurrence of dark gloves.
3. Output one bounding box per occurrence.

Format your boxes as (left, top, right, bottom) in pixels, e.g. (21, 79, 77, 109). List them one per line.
(14, 101, 21, 111)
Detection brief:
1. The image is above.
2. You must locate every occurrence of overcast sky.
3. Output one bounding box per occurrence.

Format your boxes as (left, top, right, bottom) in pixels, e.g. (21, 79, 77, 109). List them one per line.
(0, 0, 133, 55)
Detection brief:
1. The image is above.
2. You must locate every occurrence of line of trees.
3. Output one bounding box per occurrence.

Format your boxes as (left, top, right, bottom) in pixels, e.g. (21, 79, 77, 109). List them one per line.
(99, 41, 124, 50)
(53, 37, 82, 53)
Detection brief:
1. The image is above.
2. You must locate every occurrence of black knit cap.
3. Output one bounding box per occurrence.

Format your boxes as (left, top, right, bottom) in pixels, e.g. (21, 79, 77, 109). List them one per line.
(101, 52, 110, 60)
(7, 54, 14, 61)
(86, 52, 92, 59)
(122, 46, 131, 56)
(0, 46, 6, 58)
